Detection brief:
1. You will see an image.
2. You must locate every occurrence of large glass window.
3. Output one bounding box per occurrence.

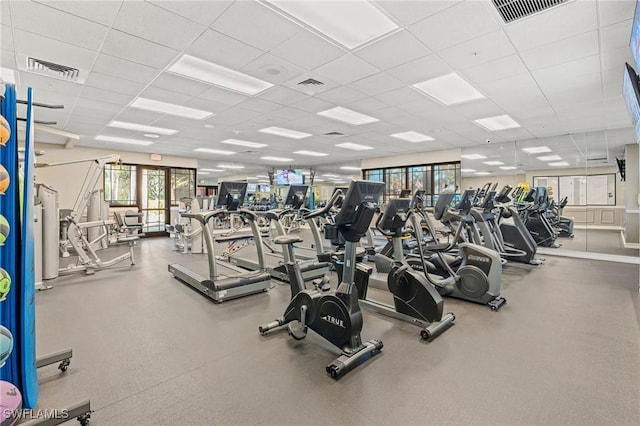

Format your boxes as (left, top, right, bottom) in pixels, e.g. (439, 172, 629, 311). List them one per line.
(104, 164, 136, 205)
(385, 168, 406, 200)
(171, 168, 196, 205)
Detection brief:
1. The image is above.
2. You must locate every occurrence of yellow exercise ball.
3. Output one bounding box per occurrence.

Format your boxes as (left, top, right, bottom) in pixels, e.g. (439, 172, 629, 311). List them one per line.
(0, 164, 9, 194)
(0, 115, 10, 146)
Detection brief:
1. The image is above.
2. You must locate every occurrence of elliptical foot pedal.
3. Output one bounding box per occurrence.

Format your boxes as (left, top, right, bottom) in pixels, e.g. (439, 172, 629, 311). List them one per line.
(287, 321, 307, 340)
(488, 297, 506, 311)
(312, 277, 331, 292)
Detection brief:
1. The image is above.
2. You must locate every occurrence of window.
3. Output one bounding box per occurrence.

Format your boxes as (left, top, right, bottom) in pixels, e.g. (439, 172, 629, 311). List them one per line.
(171, 168, 196, 205)
(363, 162, 460, 205)
(104, 164, 136, 205)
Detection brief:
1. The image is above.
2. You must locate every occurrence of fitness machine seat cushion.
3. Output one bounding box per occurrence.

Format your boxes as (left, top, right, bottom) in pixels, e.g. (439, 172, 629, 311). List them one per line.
(273, 235, 303, 245)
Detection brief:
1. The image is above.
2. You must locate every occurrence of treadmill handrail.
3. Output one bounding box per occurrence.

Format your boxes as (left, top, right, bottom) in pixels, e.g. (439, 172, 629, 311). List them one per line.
(181, 208, 259, 224)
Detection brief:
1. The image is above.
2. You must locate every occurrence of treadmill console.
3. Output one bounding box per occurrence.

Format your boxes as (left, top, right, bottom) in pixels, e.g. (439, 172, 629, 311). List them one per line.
(217, 182, 248, 211)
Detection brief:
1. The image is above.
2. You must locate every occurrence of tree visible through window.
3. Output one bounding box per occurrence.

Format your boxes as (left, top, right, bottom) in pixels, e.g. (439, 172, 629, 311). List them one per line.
(104, 164, 136, 205)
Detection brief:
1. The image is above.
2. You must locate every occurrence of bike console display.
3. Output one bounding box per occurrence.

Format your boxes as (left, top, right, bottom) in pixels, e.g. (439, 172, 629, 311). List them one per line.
(333, 180, 384, 242)
(216, 181, 247, 211)
(377, 198, 411, 235)
(284, 184, 308, 209)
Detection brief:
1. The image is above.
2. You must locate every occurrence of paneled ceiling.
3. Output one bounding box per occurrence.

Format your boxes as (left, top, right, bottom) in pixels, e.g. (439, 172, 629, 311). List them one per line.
(0, 0, 636, 183)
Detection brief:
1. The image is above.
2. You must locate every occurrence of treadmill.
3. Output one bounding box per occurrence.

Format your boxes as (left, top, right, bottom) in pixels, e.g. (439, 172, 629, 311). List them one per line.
(168, 182, 271, 303)
(228, 185, 329, 283)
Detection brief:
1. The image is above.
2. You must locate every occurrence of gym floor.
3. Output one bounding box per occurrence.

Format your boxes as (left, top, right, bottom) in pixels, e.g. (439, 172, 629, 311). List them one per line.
(37, 238, 639, 425)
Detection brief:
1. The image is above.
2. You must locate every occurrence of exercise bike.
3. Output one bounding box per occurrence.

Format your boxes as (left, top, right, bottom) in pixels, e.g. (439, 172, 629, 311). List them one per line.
(259, 181, 385, 378)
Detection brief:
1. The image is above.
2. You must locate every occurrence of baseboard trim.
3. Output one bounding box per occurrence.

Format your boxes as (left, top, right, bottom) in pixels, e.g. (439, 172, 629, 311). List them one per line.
(537, 247, 639, 264)
(573, 225, 624, 231)
(620, 231, 640, 249)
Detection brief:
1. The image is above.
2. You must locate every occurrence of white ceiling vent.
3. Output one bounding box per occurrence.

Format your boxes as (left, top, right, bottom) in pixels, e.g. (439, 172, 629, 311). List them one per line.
(298, 78, 324, 86)
(492, 0, 568, 23)
(23, 56, 85, 83)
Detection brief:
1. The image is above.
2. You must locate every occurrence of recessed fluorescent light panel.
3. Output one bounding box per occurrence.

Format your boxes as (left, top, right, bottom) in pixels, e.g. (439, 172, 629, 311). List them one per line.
(221, 139, 268, 148)
(143, 134, 160, 138)
(335, 142, 373, 151)
(108, 120, 178, 135)
(474, 172, 491, 176)
(217, 164, 244, 169)
(263, 0, 399, 50)
(522, 146, 552, 154)
(94, 135, 154, 146)
(261, 156, 293, 162)
(194, 148, 236, 155)
(460, 169, 476, 172)
(0, 67, 16, 84)
(549, 161, 570, 166)
(294, 150, 328, 157)
(474, 114, 520, 131)
(340, 166, 361, 171)
(483, 161, 504, 166)
(499, 166, 517, 170)
(322, 174, 339, 177)
(318, 107, 379, 125)
(130, 97, 213, 120)
(259, 126, 312, 139)
(168, 54, 273, 96)
(537, 155, 562, 161)
(198, 171, 210, 175)
(460, 154, 487, 160)
(412, 73, 484, 106)
(390, 131, 435, 143)
(200, 168, 224, 172)
(256, 175, 269, 178)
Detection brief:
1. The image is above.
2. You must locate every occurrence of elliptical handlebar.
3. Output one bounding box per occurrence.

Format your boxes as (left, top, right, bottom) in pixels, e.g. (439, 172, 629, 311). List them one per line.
(181, 207, 258, 224)
(304, 189, 343, 220)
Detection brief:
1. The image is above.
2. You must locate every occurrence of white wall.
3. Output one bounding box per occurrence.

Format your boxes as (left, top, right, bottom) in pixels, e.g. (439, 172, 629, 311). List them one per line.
(361, 148, 461, 169)
(33, 142, 197, 208)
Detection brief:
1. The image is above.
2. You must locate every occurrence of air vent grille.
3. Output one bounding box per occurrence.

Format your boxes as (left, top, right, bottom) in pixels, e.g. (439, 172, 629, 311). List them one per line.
(26, 57, 80, 81)
(298, 78, 324, 86)
(492, 0, 568, 23)
(323, 131, 346, 137)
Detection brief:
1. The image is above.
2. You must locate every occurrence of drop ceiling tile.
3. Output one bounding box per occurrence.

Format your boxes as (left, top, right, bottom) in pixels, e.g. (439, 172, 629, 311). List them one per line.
(92, 54, 161, 85)
(601, 46, 633, 73)
(532, 54, 601, 90)
(315, 54, 380, 85)
(187, 96, 239, 117)
(79, 86, 134, 107)
(148, 0, 233, 26)
(73, 98, 125, 115)
(26, 87, 77, 109)
(151, 73, 213, 97)
(33, 0, 122, 26)
(519, 30, 599, 71)
(2, 25, 14, 51)
(139, 86, 193, 106)
(112, 2, 205, 51)
(269, 106, 310, 121)
(349, 72, 406, 97)
(316, 86, 368, 104)
(12, 29, 97, 73)
(461, 55, 529, 86)
(289, 97, 335, 113)
(409, 1, 500, 51)
(10, 1, 109, 51)
(347, 97, 389, 113)
(236, 98, 283, 114)
(86, 72, 148, 96)
(601, 19, 633, 52)
(504, 0, 597, 52)
(0, 1, 10, 26)
(187, 29, 264, 70)
(374, 87, 426, 106)
(355, 30, 431, 70)
(439, 30, 515, 70)
(598, 0, 636, 27)
(209, 107, 263, 127)
(270, 30, 345, 70)
(375, 0, 461, 26)
(213, 1, 300, 52)
(102, 30, 179, 69)
(544, 75, 603, 109)
(259, 86, 309, 105)
(241, 53, 306, 85)
(386, 54, 452, 84)
(69, 105, 117, 122)
(1, 49, 16, 74)
(196, 85, 249, 106)
(18, 71, 84, 98)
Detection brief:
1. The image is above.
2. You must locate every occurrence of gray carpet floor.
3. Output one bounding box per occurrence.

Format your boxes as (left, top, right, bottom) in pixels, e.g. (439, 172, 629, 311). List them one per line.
(34, 238, 640, 425)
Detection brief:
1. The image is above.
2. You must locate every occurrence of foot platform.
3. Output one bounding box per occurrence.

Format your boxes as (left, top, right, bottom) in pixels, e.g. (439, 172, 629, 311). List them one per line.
(488, 297, 507, 311)
(420, 312, 455, 340)
(325, 339, 383, 379)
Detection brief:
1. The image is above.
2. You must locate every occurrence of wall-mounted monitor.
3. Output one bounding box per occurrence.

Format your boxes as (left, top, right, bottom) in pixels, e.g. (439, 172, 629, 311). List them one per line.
(247, 183, 257, 192)
(258, 184, 270, 193)
(276, 169, 304, 185)
(623, 62, 640, 141)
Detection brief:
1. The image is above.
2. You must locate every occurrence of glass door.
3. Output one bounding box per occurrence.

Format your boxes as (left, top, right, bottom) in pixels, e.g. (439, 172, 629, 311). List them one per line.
(139, 167, 168, 235)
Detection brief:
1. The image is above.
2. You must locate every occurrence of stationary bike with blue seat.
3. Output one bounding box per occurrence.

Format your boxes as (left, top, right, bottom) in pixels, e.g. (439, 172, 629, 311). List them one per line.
(259, 180, 385, 378)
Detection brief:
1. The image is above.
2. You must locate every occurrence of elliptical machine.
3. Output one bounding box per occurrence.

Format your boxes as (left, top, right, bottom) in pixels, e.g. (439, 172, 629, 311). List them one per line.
(259, 181, 385, 378)
(357, 198, 455, 339)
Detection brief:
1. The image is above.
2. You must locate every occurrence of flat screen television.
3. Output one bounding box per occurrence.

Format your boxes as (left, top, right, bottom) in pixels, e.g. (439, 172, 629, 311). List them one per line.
(247, 183, 257, 192)
(631, 0, 640, 69)
(276, 169, 304, 185)
(622, 63, 640, 141)
(258, 184, 270, 193)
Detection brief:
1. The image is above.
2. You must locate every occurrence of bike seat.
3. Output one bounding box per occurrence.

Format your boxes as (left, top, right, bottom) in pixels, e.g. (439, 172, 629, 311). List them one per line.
(273, 235, 303, 245)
